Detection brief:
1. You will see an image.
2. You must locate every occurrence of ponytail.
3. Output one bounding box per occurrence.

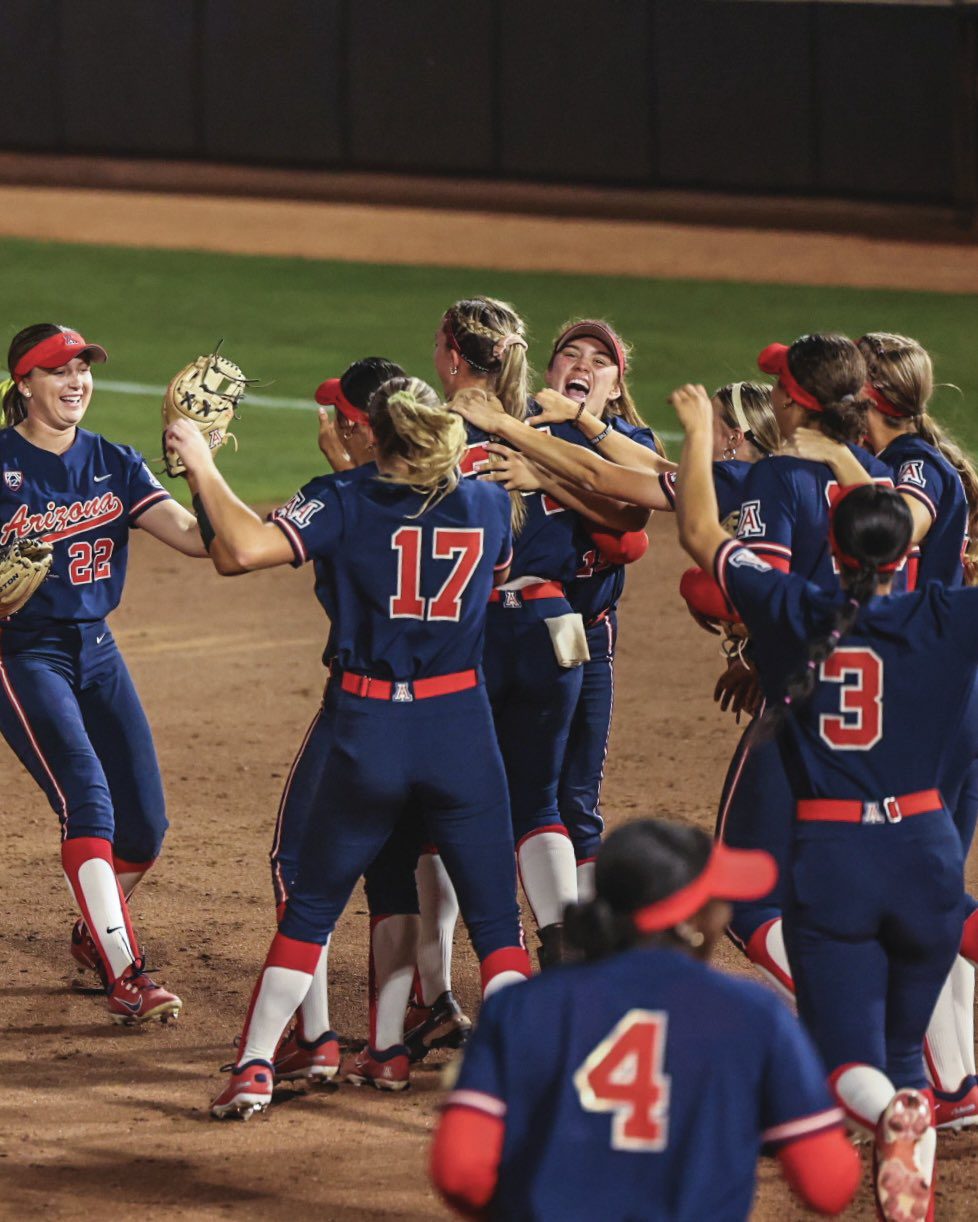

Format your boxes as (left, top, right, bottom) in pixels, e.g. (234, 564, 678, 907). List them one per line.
(1, 377, 24, 427)
(564, 896, 639, 960)
(915, 412, 978, 584)
(368, 377, 466, 515)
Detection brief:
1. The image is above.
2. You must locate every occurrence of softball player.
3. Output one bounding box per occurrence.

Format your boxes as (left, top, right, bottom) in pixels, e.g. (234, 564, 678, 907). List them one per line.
(0, 323, 209, 1023)
(785, 331, 978, 1126)
(674, 382, 974, 1220)
(166, 376, 532, 1116)
(431, 819, 860, 1221)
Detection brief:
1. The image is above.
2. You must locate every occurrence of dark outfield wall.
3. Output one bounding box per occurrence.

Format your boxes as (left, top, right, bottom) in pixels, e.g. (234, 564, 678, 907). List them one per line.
(0, 1, 972, 210)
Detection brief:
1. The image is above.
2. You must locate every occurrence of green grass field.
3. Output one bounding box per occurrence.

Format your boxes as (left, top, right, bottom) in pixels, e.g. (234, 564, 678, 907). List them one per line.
(4, 236, 977, 503)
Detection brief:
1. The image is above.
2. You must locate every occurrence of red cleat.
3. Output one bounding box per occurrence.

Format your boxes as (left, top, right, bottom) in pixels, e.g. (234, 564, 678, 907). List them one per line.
(873, 1089, 935, 1222)
(70, 918, 109, 989)
(106, 962, 182, 1025)
(273, 1028, 340, 1083)
(342, 1044, 410, 1091)
(211, 1060, 274, 1119)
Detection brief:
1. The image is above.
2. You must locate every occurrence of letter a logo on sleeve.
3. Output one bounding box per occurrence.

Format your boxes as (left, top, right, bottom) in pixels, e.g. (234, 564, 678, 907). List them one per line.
(898, 460, 926, 489)
(736, 500, 766, 539)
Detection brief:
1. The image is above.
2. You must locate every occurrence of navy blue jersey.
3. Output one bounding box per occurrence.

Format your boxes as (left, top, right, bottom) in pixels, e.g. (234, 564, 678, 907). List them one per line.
(717, 539, 978, 800)
(567, 417, 660, 623)
(0, 427, 170, 628)
(450, 945, 839, 1221)
(736, 448, 893, 588)
(659, 459, 753, 529)
(879, 433, 967, 589)
(461, 407, 592, 586)
(271, 463, 512, 678)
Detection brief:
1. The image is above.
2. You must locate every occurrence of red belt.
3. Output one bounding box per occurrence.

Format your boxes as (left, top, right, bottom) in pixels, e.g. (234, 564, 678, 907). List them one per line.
(489, 581, 564, 603)
(338, 668, 479, 701)
(797, 788, 943, 825)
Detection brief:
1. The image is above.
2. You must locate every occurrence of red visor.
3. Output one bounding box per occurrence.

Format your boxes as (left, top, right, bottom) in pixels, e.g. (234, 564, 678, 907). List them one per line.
(551, 320, 627, 374)
(863, 381, 907, 419)
(13, 329, 108, 378)
(633, 843, 777, 934)
(757, 343, 822, 414)
(828, 484, 909, 574)
(314, 377, 368, 426)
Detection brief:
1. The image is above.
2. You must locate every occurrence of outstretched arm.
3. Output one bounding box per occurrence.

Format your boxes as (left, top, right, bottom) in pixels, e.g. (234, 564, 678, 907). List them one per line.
(165, 419, 294, 571)
(137, 498, 209, 558)
(671, 384, 729, 571)
(529, 389, 668, 471)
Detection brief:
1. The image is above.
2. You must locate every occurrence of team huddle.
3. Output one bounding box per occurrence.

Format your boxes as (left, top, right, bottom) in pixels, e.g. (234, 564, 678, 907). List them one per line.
(2, 304, 977, 1220)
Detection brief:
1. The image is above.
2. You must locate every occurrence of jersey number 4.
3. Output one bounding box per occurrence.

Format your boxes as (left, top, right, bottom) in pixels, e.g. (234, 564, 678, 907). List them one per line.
(573, 1009, 671, 1152)
(67, 538, 114, 586)
(819, 646, 883, 750)
(390, 527, 484, 622)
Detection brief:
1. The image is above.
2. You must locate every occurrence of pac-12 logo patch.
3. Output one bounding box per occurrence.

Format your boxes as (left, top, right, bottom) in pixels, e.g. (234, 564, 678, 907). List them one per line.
(3, 470, 23, 491)
(736, 500, 766, 539)
(898, 460, 926, 489)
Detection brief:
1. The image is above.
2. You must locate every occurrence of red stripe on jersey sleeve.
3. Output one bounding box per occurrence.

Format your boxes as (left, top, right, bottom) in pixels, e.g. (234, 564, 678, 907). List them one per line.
(129, 489, 171, 521)
(269, 513, 308, 565)
(896, 483, 937, 521)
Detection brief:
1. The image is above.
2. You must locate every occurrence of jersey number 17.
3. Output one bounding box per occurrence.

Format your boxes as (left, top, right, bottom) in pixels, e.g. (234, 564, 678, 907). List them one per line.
(389, 527, 484, 623)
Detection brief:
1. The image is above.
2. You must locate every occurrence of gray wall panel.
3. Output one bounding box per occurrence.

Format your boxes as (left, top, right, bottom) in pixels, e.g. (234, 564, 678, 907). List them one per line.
(0, 0, 63, 148)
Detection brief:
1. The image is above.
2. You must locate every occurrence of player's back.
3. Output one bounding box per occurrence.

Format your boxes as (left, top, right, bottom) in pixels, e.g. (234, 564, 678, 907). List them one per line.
(274, 464, 512, 680)
(738, 448, 891, 587)
(454, 945, 833, 1222)
(882, 433, 968, 588)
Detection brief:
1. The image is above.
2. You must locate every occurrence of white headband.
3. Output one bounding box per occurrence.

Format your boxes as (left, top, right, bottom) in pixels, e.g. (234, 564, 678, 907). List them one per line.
(729, 382, 751, 435)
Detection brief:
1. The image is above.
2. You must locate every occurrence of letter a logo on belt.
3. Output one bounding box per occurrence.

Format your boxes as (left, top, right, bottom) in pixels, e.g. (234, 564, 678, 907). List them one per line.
(392, 682, 414, 702)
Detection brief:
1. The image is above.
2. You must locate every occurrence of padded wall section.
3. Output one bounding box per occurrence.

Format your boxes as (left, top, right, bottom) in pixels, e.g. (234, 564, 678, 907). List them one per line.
(202, 0, 343, 163)
(348, 2, 493, 171)
(497, 0, 653, 182)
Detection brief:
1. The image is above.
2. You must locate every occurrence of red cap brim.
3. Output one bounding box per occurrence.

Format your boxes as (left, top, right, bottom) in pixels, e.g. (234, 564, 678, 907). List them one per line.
(551, 321, 627, 374)
(757, 342, 822, 414)
(633, 843, 777, 934)
(13, 330, 108, 378)
(314, 377, 369, 425)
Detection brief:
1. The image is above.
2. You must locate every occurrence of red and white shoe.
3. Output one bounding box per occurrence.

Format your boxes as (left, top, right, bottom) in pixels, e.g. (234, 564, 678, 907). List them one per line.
(211, 1060, 274, 1120)
(106, 963, 182, 1025)
(273, 1028, 340, 1083)
(404, 991, 472, 1064)
(744, 918, 795, 1000)
(933, 1081, 978, 1131)
(873, 1089, 935, 1221)
(70, 918, 109, 990)
(342, 1044, 410, 1091)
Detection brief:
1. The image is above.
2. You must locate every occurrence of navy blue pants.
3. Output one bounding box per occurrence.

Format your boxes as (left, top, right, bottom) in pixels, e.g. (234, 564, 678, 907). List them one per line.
(0, 622, 167, 862)
(557, 614, 616, 862)
(278, 684, 521, 960)
(715, 720, 794, 947)
(484, 596, 583, 843)
(784, 810, 964, 1088)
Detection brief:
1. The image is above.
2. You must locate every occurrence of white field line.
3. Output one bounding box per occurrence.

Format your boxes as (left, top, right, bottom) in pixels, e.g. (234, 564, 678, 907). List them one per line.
(98, 378, 683, 442)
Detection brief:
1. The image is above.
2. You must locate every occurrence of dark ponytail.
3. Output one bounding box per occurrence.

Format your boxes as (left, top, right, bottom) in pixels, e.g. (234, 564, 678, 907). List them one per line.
(4, 323, 64, 426)
(760, 486, 913, 735)
(788, 333, 870, 443)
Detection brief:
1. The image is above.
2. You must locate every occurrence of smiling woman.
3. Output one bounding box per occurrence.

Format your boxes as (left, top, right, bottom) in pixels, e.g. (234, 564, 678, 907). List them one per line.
(0, 321, 211, 1030)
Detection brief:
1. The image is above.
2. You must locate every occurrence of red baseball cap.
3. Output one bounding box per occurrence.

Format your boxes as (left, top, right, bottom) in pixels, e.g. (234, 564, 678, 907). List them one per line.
(314, 377, 368, 426)
(551, 320, 628, 374)
(13, 328, 108, 378)
(633, 842, 776, 934)
(757, 342, 822, 413)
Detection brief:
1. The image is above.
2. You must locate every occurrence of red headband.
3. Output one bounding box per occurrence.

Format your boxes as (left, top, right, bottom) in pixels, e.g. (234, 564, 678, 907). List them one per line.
(863, 381, 909, 419)
(757, 343, 823, 414)
(828, 484, 909, 574)
(314, 377, 368, 426)
(633, 843, 776, 934)
(551, 320, 628, 375)
(13, 329, 107, 378)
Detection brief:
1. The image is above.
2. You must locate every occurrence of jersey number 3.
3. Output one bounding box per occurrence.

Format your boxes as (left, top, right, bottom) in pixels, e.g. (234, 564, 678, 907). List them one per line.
(68, 538, 114, 586)
(390, 527, 483, 622)
(573, 1009, 671, 1152)
(819, 646, 883, 750)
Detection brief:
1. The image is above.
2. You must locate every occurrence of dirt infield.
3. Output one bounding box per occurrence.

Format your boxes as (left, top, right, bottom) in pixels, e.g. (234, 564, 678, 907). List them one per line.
(2, 186, 978, 1219)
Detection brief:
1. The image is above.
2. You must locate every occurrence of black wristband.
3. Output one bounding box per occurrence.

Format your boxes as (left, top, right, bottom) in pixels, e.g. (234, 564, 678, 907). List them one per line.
(192, 493, 215, 553)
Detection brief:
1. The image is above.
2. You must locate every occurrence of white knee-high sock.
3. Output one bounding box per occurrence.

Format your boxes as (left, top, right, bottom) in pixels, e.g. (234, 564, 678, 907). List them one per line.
(830, 1064, 896, 1132)
(370, 915, 420, 1051)
(298, 936, 331, 1042)
(925, 967, 970, 1094)
(415, 851, 459, 1005)
(239, 933, 319, 1065)
(950, 956, 976, 1079)
(62, 837, 137, 982)
(516, 827, 578, 929)
(576, 860, 596, 902)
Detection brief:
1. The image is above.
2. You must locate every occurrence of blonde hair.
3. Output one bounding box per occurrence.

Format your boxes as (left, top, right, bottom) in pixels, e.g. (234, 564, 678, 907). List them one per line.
(859, 332, 978, 582)
(714, 381, 779, 457)
(367, 376, 465, 514)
